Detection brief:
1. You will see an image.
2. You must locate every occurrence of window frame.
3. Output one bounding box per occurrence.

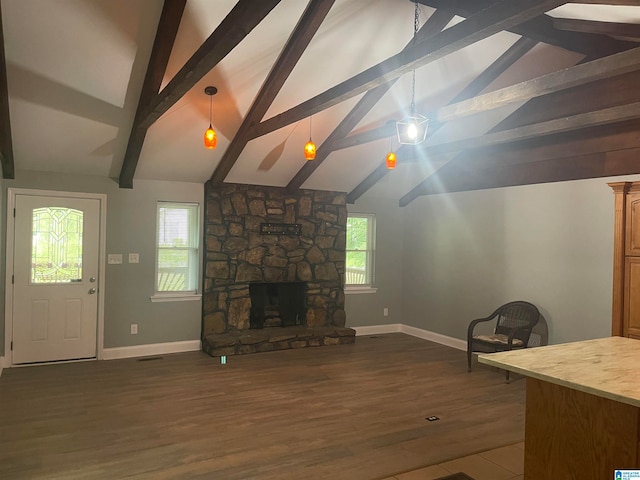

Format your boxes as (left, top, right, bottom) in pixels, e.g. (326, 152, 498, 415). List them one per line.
(152, 201, 202, 302)
(345, 213, 377, 294)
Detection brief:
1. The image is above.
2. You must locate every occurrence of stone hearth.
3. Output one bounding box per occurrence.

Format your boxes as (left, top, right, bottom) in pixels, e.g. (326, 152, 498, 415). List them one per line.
(202, 325, 356, 357)
(201, 183, 356, 357)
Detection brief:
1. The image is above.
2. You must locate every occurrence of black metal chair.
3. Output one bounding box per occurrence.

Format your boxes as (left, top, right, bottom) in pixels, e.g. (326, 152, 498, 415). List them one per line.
(467, 301, 540, 383)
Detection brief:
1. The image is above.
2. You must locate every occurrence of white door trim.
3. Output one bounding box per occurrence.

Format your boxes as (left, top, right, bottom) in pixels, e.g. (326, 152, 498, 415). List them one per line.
(4, 188, 107, 366)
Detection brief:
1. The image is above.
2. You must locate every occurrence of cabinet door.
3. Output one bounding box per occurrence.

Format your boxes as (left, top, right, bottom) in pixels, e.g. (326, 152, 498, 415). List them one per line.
(625, 194, 640, 256)
(624, 257, 640, 339)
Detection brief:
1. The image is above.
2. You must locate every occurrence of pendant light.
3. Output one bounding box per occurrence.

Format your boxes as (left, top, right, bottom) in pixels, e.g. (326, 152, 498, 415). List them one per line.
(204, 86, 218, 149)
(304, 115, 316, 160)
(396, 2, 428, 145)
(385, 137, 397, 170)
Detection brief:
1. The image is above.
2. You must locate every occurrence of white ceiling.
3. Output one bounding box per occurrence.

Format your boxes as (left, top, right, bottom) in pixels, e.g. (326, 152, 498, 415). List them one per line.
(2, 1, 640, 200)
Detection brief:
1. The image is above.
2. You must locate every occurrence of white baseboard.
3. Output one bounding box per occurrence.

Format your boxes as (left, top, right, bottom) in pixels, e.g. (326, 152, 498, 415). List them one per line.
(353, 324, 402, 336)
(400, 324, 466, 351)
(353, 323, 466, 351)
(102, 340, 201, 360)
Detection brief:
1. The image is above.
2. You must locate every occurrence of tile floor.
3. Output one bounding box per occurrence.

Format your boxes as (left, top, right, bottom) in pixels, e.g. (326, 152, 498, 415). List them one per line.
(381, 442, 525, 480)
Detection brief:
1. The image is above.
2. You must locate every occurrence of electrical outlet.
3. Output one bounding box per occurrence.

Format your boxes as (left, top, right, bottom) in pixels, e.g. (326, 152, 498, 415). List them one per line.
(383, 307, 389, 316)
(108, 254, 123, 264)
(130, 324, 138, 335)
(128, 253, 139, 264)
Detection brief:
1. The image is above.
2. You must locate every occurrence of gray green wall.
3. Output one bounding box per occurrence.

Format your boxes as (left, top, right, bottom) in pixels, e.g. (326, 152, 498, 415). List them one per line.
(1, 171, 203, 356)
(1, 170, 634, 357)
(396, 175, 638, 344)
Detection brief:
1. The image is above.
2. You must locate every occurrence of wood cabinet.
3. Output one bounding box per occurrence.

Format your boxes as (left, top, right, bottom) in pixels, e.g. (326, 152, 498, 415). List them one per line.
(524, 377, 639, 478)
(625, 257, 640, 339)
(609, 181, 640, 338)
(626, 193, 640, 256)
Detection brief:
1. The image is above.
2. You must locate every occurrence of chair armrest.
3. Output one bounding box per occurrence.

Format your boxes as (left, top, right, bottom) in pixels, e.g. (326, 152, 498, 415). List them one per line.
(467, 316, 496, 341)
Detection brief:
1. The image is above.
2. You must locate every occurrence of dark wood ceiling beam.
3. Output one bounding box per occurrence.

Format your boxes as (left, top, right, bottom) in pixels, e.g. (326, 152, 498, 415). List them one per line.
(337, 37, 540, 153)
(436, 46, 640, 124)
(118, 0, 187, 188)
(423, 101, 640, 157)
(392, 45, 640, 205)
(553, 17, 640, 42)
(285, 10, 454, 191)
(253, 0, 566, 140)
(256, 10, 456, 154)
(338, 36, 540, 152)
(346, 36, 538, 203)
(399, 1, 638, 206)
(333, 123, 395, 151)
(491, 68, 640, 133)
(137, 0, 282, 131)
(210, 0, 336, 185)
(399, 101, 640, 205)
(400, 147, 640, 201)
(450, 37, 540, 104)
(464, 119, 640, 170)
(416, 0, 636, 56)
(0, 1, 15, 179)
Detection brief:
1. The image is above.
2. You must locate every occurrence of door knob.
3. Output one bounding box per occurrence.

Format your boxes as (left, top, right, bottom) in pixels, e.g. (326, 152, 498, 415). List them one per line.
(88, 288, 96, 294)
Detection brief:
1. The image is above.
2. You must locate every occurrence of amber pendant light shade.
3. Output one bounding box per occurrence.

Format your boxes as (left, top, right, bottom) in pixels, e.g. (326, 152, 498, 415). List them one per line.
(385, 151, 397, 170)
(304, 115, 316, 160)
(304, 139, 316, 160)
(204, 125, 217, 149)
(204, 86, 218, 149)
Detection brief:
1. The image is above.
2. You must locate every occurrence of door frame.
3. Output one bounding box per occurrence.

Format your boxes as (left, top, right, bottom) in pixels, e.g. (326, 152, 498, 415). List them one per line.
(4, 188, 107, 366)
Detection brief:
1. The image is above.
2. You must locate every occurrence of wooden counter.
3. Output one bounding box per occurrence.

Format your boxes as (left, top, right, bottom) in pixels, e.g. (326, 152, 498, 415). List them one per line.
(479, 336, 640, 478)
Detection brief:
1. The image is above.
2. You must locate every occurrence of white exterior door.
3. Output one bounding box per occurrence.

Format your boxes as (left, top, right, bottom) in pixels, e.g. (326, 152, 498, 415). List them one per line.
(12, 194, 101, 364)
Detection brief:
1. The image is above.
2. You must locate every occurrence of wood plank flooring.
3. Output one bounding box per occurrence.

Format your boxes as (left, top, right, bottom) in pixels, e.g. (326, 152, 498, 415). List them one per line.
(0, 334, 525, 479)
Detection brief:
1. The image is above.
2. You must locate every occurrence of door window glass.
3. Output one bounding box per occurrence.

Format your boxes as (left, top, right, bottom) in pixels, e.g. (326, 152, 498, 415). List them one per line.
(31, 207, 83, 283)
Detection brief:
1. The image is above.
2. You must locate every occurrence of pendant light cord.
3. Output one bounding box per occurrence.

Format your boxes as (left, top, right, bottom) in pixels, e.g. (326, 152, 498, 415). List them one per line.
(209, 94, 213, 128)
(411, 2, 420, 114)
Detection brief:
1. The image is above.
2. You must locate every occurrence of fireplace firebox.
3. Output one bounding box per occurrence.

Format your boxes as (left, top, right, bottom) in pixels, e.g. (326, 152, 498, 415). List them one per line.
(249, 282, 306, 329)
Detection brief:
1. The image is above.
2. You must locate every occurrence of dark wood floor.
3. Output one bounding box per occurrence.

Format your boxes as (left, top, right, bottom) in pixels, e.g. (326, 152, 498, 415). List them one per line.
(0, 334, 525, 480)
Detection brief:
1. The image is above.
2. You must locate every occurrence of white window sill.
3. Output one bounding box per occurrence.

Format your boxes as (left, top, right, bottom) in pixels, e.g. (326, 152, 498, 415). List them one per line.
(150, 293, 202, 303)
(345, 286, 378, 295)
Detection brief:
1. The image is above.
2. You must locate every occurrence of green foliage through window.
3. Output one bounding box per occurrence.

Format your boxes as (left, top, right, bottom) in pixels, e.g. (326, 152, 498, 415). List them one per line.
(345, 215, 374, 285)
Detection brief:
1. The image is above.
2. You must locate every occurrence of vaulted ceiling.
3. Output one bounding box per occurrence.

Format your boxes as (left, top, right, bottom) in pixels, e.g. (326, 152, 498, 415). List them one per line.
(1, 0, 640, 206)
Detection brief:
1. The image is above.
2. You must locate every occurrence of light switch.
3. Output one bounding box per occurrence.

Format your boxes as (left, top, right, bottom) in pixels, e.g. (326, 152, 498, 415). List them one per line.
(108, 254, 123, 264)
(128, 253, 140, 264)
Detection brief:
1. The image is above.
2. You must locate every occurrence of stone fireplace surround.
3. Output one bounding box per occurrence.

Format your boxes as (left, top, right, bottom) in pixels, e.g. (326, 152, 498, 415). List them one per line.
(201, 183, 356, 357)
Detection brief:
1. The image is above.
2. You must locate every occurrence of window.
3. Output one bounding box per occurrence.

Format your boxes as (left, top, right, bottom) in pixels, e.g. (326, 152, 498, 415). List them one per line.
(31, 207, 83, 283)
(155, 202, 200, 295)
(345, 214, 375, 286)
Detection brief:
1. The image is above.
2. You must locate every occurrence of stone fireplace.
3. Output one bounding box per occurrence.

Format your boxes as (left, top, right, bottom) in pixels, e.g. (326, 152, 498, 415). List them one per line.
(201, 183, 355, 357)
